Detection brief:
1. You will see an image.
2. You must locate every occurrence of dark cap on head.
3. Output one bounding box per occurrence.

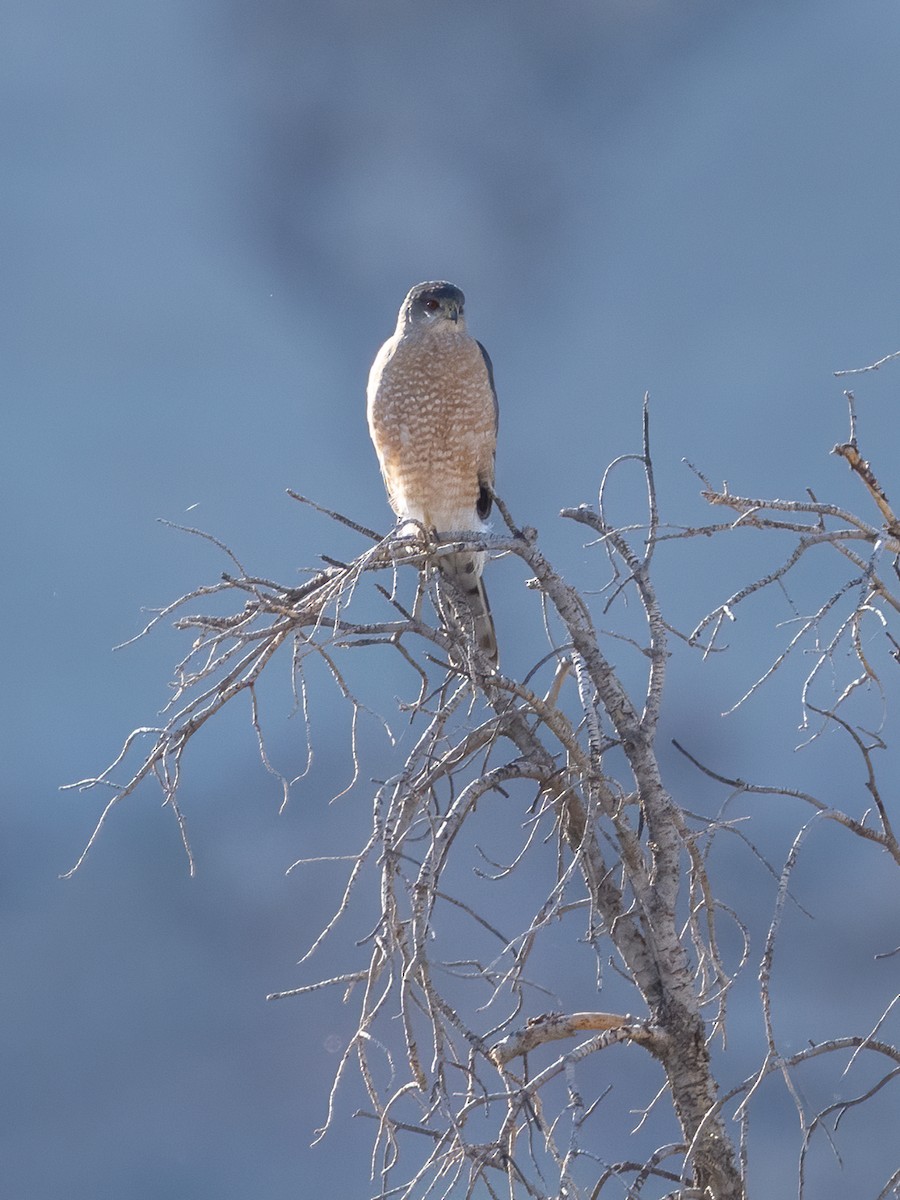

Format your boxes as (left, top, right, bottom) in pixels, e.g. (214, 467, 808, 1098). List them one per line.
(403, 280, 466, 325)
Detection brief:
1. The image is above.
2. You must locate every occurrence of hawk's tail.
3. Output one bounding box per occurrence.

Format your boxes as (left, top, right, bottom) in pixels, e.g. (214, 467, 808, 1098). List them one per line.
(438, 553, 498, 666)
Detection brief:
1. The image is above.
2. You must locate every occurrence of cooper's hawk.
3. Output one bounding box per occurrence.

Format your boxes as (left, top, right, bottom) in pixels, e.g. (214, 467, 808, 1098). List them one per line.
(367, 280, 499, 664)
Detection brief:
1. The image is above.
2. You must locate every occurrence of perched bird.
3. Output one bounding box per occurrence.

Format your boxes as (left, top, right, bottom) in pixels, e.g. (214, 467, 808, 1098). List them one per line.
(367, 280, 499, 664)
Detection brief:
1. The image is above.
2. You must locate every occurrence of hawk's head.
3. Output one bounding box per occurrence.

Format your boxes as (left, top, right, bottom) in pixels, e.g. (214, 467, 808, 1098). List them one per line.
(402, 281, 466, 331)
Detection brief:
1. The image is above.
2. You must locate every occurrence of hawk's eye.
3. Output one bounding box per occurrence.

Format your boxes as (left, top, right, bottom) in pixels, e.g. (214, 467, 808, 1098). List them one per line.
(422, 298, 440, 312)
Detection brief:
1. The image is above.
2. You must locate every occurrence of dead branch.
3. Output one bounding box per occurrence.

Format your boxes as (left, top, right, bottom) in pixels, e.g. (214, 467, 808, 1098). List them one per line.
(489, 1010, 665, 1065)
(65, 388, 900, 1199)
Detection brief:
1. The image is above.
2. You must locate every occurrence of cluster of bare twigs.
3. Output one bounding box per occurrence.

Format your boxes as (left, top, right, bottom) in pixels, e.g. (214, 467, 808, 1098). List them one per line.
(665, 391, 900, 871)
(67, 390, 900, 1198)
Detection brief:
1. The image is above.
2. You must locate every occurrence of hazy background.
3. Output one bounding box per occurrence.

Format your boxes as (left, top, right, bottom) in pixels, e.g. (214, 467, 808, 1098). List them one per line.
(5, 1, 900, 1196)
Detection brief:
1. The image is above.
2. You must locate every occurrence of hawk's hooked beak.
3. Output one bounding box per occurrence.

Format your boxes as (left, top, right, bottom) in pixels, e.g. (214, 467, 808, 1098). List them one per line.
(448, 305, 459, 323)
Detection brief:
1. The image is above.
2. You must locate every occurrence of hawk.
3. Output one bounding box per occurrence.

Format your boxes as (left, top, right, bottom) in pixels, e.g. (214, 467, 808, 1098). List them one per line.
(367, 281, 499, 664)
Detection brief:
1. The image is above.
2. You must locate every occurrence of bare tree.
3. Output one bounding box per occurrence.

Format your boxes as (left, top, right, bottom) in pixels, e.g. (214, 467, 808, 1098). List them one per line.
(67, 379, 900, 1199)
